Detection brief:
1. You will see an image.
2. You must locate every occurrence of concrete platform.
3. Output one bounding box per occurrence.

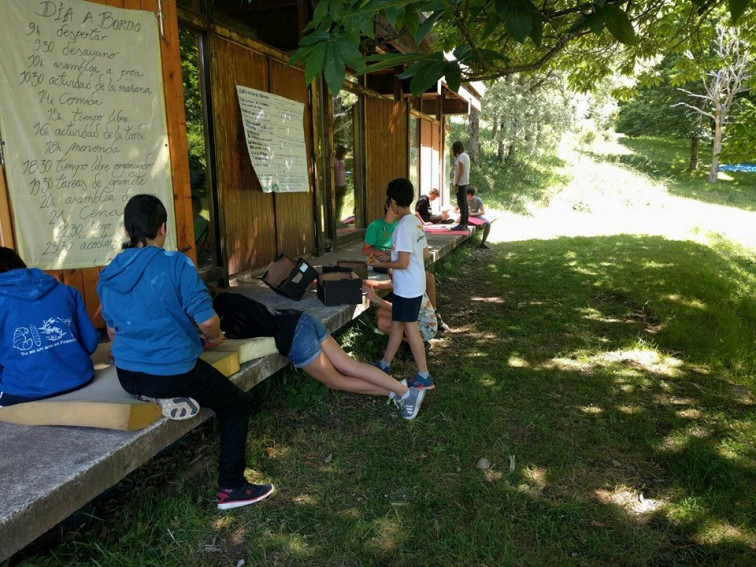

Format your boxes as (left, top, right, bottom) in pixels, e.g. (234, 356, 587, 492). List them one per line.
(0, 227, 475, 561)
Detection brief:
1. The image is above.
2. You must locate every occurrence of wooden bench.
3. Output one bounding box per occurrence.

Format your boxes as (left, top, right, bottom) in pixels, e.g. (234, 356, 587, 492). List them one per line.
(0, 231, 471, 562)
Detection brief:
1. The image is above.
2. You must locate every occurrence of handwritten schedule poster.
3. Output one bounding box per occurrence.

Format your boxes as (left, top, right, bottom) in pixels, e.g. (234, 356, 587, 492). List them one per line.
(236, 85, 309, 193)
(0, 0, 176, 269)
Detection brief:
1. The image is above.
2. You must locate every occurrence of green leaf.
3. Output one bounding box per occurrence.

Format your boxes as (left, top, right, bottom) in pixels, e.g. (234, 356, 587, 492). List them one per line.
(415, 10, 443, 44)
(729, 0, 749, 22)
(299, 30, 331, 47)
(530, 14, 543, 47)
(323, 43, 346, 95)
(494, 0, 509, 19)
(444, 61, 462, 93)
(312, 0, 333, 27)
(287, 45, 313, 67)
(568, 15, 591, 34)
(304, 42, 327, 85)
(587, 11, 604, 34)
(336, 37, 363, 68)
(505, 4, 533, 43)
(600, 4, 638, 45)
(453, 44, 472, 60)
(404, 9, 420, 37)
(409, 61, 446, 95)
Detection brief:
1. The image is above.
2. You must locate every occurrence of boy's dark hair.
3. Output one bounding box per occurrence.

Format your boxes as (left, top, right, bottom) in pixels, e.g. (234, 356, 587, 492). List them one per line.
(386, 178, 414, 207)
(466, 186, 477, 196)
(123, 194, 168, 249)
(452, 141, 464, 156)
(0, 247, 26, 273)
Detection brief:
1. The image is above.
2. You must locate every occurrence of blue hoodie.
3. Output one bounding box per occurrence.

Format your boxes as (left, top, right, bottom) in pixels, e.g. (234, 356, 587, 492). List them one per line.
(97, 247, 216, 375)
(0, 268, 99, 399)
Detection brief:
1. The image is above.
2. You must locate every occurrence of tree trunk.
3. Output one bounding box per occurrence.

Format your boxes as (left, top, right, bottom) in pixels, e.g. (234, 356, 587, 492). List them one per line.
(708, 111, 722, 183)
(688, 134, 699, 172)
(507, 142, 516, 160)
(497, 140, 506, 162)
(491, 118, 499, 139)
(469, 108, 480, 163)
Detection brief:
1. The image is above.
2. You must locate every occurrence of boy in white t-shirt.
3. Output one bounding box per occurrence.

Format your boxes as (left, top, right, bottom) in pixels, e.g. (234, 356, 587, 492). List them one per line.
(370, 178, 434, 389)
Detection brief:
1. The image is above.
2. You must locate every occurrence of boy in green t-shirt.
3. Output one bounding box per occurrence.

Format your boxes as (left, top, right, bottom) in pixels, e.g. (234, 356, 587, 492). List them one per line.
(362, 199, 449, 333)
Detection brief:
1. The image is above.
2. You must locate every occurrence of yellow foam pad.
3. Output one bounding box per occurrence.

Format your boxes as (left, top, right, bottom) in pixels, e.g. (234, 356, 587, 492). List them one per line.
(209, 337, 278, 364)
(0, 364, 161, 431)
(199, 349, 240, 377)
(0, 399, 161, 430)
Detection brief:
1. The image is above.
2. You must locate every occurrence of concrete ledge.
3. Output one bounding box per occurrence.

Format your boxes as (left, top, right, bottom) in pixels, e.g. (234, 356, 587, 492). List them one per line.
(0, 229, 475, 562)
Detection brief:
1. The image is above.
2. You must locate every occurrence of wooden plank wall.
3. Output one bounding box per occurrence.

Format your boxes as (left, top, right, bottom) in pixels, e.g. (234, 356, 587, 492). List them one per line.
(208, 37, 276, 275)
(365, 97, 408, 222)
(209, 37, 316, 274)
(270, 61, 315, 259)
(0, 0, 192, 328)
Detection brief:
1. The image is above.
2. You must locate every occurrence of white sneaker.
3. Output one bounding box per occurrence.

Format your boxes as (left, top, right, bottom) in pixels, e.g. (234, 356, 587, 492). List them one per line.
(137, 395, 200, 420)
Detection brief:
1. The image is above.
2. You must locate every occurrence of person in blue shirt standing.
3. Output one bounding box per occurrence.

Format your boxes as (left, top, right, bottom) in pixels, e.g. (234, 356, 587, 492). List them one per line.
(97, 194, 274, 511)
(0, 247, 99, 406)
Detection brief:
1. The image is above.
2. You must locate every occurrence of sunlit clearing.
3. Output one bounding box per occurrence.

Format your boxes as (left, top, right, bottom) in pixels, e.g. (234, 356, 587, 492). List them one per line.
(658, 425, 713, 452)
(580, 405, 603, 414)
(617, 404, 643, 414)
(213, 516, 233, 530)
(523, 466, 548, 489)
(337, 508, 361, 520)
(579, 306, 623, 324)
(594, 487, 665, 520)
(544, 348, 683, 377)
(666, 294, 707, 309)
(366, 517, 404, 554)
(231, 527, 246, 545)
(262, 444, 292, 460)
(268, 532, 312, 556)
(292, 494, 317, 506)
(676, 408, 702, 419)
(508, 356, 529, 368)
(695, 521, 756, 548)
(470, 296, 507, 303)
(643, 260, 675, 269)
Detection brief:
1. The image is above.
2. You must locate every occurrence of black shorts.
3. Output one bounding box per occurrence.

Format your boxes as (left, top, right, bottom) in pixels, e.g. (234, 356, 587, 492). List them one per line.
(392, 295, 422, 322)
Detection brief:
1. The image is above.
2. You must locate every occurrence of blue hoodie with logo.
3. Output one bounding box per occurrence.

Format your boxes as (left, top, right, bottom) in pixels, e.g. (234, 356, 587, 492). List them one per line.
(0, 268, 99, 399)
(97, 246, 215, 375)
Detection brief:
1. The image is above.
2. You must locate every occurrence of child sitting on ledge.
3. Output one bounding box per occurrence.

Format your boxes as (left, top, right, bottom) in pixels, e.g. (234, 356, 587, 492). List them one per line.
(0, 247, 100, 406)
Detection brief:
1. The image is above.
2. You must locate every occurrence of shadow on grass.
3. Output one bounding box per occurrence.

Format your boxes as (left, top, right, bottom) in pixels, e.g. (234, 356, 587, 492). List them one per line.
(14, 236, 755, 566)
(586, 136, 756, 212)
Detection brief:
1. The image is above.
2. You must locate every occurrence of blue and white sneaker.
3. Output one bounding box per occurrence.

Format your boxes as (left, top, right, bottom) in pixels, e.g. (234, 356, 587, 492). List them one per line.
(408, 373, 435, 390)
(398, 387, 426, 420)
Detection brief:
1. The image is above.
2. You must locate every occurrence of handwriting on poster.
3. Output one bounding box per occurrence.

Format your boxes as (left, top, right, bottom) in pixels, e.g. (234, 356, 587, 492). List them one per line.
(236, 85, 309, 193)
(0, 0, 175, 269)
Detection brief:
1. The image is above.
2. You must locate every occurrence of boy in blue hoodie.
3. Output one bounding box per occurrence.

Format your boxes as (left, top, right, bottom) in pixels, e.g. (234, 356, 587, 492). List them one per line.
(97, 195, 274, 511)
(0, 247, 99, 406)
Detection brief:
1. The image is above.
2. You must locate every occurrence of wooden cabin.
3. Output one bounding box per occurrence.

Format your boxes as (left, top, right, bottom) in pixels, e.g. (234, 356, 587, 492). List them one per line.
(0, 0, 480, 326)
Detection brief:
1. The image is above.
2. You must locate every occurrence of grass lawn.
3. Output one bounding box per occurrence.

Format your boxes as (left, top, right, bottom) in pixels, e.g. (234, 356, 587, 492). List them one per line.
(11, 135, 756, 566)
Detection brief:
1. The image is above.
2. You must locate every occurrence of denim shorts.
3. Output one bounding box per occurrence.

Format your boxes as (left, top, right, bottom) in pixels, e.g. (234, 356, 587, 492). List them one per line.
(288, 313, 329, 368)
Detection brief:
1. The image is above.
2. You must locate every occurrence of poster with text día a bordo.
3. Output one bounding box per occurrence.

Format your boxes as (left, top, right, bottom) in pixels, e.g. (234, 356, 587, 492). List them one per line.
(0, 0, 176, 269)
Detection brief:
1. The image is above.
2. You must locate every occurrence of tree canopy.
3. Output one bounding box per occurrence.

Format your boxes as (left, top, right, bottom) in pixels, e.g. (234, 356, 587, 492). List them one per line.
(288, 0, 755, 96)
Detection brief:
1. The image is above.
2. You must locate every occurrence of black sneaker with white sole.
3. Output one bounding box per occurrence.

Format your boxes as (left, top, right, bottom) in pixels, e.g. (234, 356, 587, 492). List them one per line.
(217, 482, 275, 510)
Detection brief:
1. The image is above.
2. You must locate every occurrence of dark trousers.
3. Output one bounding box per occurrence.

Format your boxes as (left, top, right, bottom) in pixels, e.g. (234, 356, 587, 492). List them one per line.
(117, 360, 252, 489)
(456, 184, 469, 226)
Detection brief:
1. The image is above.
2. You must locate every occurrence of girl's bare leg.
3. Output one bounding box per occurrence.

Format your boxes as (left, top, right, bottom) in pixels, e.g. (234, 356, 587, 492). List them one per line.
(320, 337, 408, 397)
(302, 348, 390, 396)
